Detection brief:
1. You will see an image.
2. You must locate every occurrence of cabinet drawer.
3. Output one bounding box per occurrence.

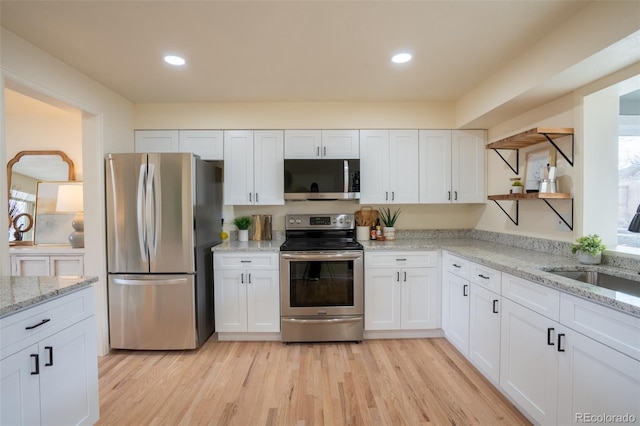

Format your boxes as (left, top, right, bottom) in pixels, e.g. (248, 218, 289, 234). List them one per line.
(214, 252, 278, 270)
(560, 293, 640, 361)
(0, 286, 94, 359)
(443, 252, 469, 279)
(502, 273, 559, 321)
(365, 251, 437, 268)
(469, 263, 501, 294)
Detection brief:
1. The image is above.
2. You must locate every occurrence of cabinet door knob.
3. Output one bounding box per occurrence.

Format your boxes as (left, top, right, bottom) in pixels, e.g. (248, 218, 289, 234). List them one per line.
(30, 354, 39, 375)
(557, 333, 566, 352)
(45, 346, 54, 366)
(547, 327, 555, 346)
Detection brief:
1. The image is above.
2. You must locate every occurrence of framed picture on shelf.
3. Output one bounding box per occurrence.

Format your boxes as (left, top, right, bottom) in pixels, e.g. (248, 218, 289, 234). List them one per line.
(524, 148, 556, 193)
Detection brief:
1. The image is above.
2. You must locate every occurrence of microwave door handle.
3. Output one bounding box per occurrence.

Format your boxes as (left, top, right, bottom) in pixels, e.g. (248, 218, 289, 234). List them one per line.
(343, 160, 349, 193)
(136, 163, 148, 262)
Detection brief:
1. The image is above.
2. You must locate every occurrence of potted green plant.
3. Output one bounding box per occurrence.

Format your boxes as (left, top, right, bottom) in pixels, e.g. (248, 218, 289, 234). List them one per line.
(571, 234, 606, 264)
(511, 179, 524, 194)
(379, 207, 401, 241)
(233, 216, 252, 242)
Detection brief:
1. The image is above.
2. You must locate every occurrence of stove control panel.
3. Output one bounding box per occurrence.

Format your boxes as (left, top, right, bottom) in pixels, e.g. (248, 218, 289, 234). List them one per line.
(285, 214, 355, 230)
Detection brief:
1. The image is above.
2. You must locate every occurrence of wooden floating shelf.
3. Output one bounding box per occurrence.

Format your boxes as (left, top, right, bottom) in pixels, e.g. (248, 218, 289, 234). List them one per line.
(488, 192, 571, 201)
(486, 127, 574, 150)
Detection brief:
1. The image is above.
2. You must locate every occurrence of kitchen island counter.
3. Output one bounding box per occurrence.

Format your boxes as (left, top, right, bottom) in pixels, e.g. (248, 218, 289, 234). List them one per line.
(0, 275, 98, 318)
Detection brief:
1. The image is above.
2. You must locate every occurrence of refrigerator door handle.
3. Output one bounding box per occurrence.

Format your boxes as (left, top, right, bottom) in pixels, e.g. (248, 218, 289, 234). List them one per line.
(137, 164, 148, 262)
(111, 277, 189, 286)
(146, 163, 158, 261)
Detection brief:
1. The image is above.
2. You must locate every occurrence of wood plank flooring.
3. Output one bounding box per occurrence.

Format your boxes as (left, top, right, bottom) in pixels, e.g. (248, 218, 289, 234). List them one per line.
(96, 337, 531, 425)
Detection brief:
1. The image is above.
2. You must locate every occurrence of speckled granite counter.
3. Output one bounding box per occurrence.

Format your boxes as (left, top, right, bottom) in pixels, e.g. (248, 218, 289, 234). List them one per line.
(212, 237, 285, 252)
(362, 237, 640, 317)
(0, 276, 98, 318)
(210, 232, 640, 317)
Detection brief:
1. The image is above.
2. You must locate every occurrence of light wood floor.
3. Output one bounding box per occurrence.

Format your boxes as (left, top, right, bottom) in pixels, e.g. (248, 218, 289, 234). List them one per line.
(96, 337, 531, 425)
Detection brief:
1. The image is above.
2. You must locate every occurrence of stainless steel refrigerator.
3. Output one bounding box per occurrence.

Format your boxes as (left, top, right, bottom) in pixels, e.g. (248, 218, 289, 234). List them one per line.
(105, 153, 222, 350)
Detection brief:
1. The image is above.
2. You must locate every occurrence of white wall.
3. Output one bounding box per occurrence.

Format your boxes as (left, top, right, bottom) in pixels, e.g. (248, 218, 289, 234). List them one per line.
(1, 28, 134, 355)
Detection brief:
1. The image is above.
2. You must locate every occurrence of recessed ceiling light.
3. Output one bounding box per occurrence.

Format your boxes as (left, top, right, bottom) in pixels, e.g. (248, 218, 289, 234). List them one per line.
(164, 55, 186, 66)
(391, 53, 412, 64)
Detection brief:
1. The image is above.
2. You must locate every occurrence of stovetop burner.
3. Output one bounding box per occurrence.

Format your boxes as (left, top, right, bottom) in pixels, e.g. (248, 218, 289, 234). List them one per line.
(280, 214, 363, 252)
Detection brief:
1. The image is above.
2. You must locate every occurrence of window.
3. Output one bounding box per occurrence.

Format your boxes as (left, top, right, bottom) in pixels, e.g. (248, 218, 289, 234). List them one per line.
(618, 90, 640, 249)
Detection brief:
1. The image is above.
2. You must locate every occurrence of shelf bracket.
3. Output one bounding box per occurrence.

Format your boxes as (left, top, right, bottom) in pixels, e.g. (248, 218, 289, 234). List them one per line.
(491, 199, 519, 226)
(541, 198, 574, 231)
(543, 132, 574, 167)
(492, 149, 519, 175)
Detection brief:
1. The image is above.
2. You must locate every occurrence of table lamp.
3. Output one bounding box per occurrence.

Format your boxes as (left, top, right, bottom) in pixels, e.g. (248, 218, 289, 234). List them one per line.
(56, 183, 84, 248)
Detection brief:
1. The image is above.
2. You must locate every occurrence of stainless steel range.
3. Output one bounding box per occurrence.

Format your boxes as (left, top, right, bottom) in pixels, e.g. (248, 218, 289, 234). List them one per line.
(280, 214, 364, 343)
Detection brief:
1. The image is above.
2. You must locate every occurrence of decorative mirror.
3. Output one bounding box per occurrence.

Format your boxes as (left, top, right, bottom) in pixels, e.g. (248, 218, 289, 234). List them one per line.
(7, 150, 75, 245)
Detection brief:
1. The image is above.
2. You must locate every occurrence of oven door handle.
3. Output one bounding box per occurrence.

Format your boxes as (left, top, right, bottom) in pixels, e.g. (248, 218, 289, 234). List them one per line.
(280, 252, 363, 261)
(281, 317, 362, 325)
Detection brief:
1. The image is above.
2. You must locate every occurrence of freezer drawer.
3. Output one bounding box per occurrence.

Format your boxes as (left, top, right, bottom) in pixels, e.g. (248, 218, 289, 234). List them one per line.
(108, 274, 197, 350)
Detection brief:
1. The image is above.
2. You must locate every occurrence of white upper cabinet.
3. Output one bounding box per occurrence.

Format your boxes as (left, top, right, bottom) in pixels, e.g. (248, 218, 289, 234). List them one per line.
(135, 130, 224, 160)
(284, 130, 359, 159)
(419, 129, 486, 203)
(224, 130, 284, 206)
(360, 130, 419, 204)
(179, 130, 224, 160)
(135, 130, 179, 152)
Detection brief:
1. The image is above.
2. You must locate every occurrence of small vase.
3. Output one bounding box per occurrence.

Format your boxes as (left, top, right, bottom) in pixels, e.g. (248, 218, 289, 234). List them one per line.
(577, 252, 601, 265)
(383, 226, 396, 241)
(511, 186, 523, 194)
(238, 229, 249, 242)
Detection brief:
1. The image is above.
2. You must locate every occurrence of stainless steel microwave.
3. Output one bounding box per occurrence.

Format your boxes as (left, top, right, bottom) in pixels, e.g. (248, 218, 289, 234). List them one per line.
(284, 159, 360, 200)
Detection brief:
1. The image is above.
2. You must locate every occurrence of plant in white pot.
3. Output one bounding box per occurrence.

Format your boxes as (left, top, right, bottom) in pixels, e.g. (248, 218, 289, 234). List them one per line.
(380, 207, 401, 241)
(233, 216, 252, 242)
(571, 234, 606, 264)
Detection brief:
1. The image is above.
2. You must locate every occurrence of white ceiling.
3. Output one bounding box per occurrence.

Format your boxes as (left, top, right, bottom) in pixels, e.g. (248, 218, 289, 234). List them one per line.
(1, 0, 608, 106)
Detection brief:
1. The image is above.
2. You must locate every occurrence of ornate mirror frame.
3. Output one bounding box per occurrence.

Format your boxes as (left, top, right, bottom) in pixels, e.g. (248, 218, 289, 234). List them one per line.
(7, 150, 75, 245)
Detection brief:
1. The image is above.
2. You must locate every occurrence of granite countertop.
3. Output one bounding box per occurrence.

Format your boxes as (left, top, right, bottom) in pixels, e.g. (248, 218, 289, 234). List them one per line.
(0, 276, 98, 318)
(212, 237, 286, 252)
(363, 237, 640, 317)
(213, 235, 640, 317)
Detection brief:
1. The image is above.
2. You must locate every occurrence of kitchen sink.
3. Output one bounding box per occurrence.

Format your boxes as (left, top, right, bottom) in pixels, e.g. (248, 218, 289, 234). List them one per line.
(548, 270, 640, 298)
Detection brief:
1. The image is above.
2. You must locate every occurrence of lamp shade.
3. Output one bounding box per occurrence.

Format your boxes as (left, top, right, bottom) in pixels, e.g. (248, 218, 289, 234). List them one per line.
(629, 204, 640, 233)
(56, 183, 83, 213)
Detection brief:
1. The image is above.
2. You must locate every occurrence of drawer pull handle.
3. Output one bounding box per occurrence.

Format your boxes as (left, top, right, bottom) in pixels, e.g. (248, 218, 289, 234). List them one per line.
(403, 271, 407, 282)
(452, 264, 461, 268)
(240, 260, 252, 263)
(248, 273, 252, 284)
(557, 333, 566, 352)
(492, 300, 499, 313)
(31, 354, 39, 375)
(396, 272, 400, 282)
(45, 346, 54, 366)
(463, 284, 468, 297)
(478, 274, 490, 280)
(396, 258, 407, 262)
(25, 318, 51, 330)
(241, 273, 244, 284)
(547, 327, 555, 346)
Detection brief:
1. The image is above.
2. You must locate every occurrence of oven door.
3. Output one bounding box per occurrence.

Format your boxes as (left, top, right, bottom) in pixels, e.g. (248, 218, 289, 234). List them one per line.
(280, 251, 364, 317)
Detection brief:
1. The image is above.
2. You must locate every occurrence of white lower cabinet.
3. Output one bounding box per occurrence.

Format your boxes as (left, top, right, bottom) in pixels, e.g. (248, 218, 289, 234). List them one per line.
(0, 287, 98, 426)
(442, 257, 640, 425)
(214, 252, 280, 334)
(364, 251, 439, 331)
(468, 283, 501, 384)
(500, 297, 560, 425)
(10, 253, 84, 277)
